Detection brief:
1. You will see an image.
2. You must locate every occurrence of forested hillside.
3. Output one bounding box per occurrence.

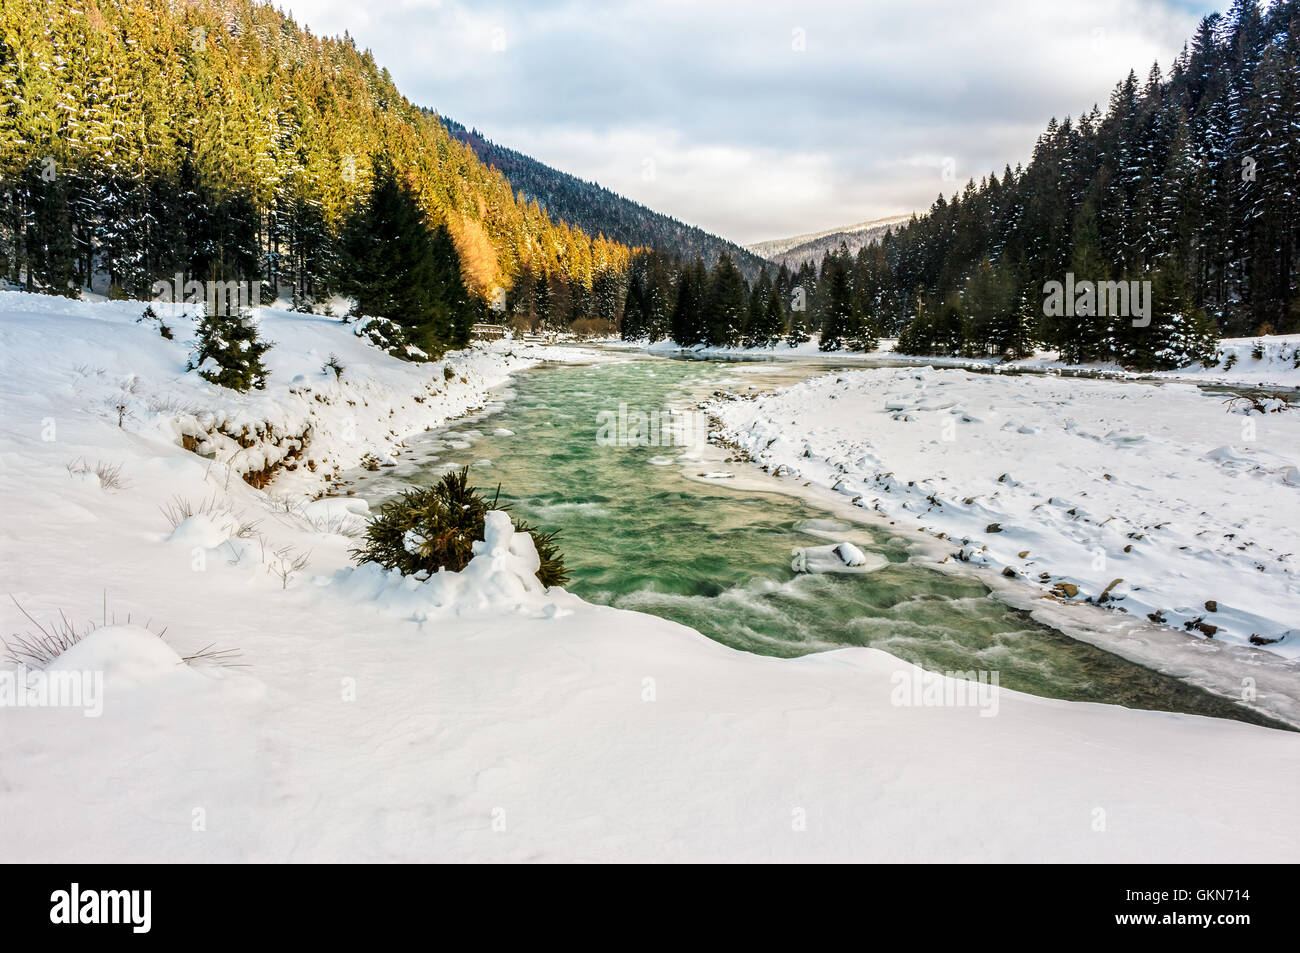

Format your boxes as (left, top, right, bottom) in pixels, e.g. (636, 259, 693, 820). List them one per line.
(0, 0, 630, 345)
(440, 116, 768, 280)
(881, 0, 1299, 361)
(626, 0, 1298, 372)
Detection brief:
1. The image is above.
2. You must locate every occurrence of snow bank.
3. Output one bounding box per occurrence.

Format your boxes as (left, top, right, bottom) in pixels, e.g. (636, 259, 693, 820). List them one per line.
(639, 332, 1300, 388)
(2, 290, 1298, 862)
(330, 510, 580, 621)
(875, 334, 1300, 388)
(0, 290, 609, 498)
(709, 365, 1300, 657)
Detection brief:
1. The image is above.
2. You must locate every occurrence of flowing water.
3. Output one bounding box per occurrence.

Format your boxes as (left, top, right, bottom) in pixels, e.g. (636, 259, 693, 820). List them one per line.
(347, 354, 1284, 728)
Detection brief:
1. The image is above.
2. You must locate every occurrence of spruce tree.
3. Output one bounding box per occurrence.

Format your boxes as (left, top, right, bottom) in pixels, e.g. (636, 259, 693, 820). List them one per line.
(818, 257, 856, 351)
(742, 267, 772, 347)
(670, 258, 708, 346)
(1129, 262, 1219, 370)
(188, 309, 271, 392)
(752, 280, 787, 348)
(620, 267, 648, 340)
(962, 260, 1016, 357)
(845, 307, 878, 352)
(337, 158, 473, 358)
(786, 287, 811, 347)
(704, 253, 746, 348)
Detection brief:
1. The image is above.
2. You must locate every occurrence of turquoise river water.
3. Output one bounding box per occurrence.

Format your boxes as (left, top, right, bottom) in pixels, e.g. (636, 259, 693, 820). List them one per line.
(347, 355, 1283, 729)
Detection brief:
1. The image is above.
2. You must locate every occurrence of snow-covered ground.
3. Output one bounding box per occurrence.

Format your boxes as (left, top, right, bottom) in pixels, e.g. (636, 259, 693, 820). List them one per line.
(642, 333, 1300, 389)
(874, 335, 1300, 390)
(2, 290, 1298, 862)
(708, 364, 1300, 660)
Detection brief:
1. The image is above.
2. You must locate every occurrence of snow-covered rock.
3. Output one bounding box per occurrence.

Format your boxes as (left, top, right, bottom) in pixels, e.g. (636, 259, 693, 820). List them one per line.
(791, 541, 888, 574)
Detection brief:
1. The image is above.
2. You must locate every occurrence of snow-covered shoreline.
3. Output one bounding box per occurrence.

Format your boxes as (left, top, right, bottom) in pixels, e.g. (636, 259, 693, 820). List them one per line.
(0, 292, 615, 501)
(3, 290, 1298, 863)
(637, 333, 1300, 390)
(707, 363, 1300, 662)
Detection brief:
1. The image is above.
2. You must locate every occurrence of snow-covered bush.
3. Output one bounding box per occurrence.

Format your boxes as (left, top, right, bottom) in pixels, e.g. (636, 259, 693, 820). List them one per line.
(1, 600, 230, 670)
(1223, 389, 1294, 415)
(137, 304, 173, 339)
(353, 314, 408, 356)
(187, 309, 271, 392)
(351, 467, 568, 587)
(66, 457, 126, 490)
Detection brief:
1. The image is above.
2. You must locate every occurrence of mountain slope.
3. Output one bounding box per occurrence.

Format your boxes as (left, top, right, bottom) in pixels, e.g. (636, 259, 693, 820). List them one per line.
(0, 0, 629, 303)
(440, 116, 768, 280)
(748, 215, 913, 269)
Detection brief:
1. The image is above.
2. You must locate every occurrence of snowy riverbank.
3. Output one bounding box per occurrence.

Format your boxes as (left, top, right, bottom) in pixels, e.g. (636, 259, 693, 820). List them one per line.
(707, 364, 1300, 659)
(642, 333, 1300, 389)
(2, 291, 1298, 862)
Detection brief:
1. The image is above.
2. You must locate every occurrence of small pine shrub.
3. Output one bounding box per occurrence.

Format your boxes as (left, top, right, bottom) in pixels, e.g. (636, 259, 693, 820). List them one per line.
(324, 353, 345, 379)
(351, 467, 568, 587)
(138, 304, 173, 339)
(354, 315, 413, 359)
(510, 518, 569, 588)
(443, 364, 456, 381)
(1251, 340, 1265, 360)
(1224, 352, 1238, 370)
(187, 309, 271, 392)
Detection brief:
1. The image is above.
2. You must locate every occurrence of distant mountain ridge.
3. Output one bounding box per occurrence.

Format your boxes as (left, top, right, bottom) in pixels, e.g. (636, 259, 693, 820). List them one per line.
(439, 116, 769, 280)
(749, 215, 914, 268)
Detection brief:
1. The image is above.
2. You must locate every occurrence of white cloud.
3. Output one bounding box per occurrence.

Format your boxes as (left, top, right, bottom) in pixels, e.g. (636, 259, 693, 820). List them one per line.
(283, 0, 1219, 244)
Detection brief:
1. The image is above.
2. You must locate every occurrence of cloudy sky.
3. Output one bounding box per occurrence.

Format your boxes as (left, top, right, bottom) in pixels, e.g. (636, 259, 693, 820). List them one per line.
(282, 0, 1220, 246)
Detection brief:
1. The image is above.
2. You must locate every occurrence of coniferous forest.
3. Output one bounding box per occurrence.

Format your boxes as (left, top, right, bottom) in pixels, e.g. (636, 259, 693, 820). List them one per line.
(2, 0, 1297, 370)
(622, 0, 1298, 371)
(0, 0, 632, 355)
(440, 116, 770, 280)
